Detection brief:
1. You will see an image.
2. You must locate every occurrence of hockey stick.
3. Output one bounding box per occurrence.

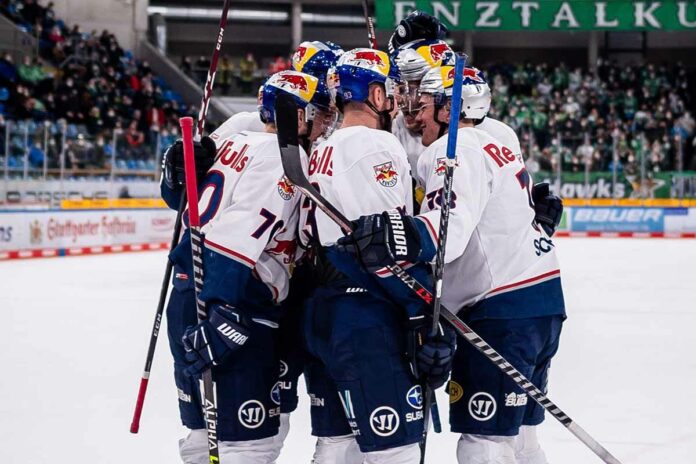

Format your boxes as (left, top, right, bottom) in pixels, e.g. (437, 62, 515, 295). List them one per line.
(274, 93, 623, 464)
(180, 116, 220, 462)
(419, 53, 467, 463)
(129, 0, 232, 435)
(362, 0, 378, 49)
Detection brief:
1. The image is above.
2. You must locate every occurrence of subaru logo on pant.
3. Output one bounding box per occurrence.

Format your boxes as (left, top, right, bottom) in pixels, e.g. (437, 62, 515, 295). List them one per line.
(468, 392, 497, 421)
(406, 385, 423, 410)
(271, 382, 281, 406)
(369, 406, 400, 437)
(238, 400, 266, 429)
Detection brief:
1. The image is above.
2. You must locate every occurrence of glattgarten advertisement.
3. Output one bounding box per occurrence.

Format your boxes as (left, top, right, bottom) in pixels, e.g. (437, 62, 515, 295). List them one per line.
(377, 1, 696, 31)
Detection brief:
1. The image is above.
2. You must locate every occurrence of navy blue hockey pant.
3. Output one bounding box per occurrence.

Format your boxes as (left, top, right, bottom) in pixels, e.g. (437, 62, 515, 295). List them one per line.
(448, 314, 564, 436)
(166, 282, 281, 441)
(303, 283, 424, 453)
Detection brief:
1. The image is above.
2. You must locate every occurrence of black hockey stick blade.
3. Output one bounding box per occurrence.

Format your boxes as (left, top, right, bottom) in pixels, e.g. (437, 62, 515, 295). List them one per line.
(275, 93, 352, 234)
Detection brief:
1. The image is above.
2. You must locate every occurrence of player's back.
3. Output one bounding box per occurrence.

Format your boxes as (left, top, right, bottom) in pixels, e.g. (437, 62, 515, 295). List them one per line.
(305, 125, 413, 247)
(210, 111, 265, 146)
(476, 117, 522, 157)
(199, 130, 304, 305)
(417, 127, 561, 316)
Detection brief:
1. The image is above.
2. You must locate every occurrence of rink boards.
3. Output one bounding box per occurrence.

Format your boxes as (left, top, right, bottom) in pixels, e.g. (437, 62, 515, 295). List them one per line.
(0, 204, 175, 260)
(0, 201, 694, 260)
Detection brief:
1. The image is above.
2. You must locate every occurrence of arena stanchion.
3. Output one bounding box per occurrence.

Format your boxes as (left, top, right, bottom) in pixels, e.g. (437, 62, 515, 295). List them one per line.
(419, 53, 467, 464)
(274, 93, 624, 464)
(129, 0, 232, 435)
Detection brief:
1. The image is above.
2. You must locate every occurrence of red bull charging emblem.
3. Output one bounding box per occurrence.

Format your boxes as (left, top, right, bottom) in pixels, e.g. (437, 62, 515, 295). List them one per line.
(353, 50, 384, 67)
(429, 43, 450, 63)
(463, 68, 486, 83)
(277, 176, 295, 200)
(435, 158, 447, 176)
(373, 162, 398, 187)
(267, 237, 297, 264)
(276, 73, 309, 92)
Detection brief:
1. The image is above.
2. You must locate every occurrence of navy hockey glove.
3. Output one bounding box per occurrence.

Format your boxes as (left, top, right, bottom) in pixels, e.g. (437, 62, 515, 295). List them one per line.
(181, 303, 250, 377)
(407, 315, 456, 389)
(163, 135, 217, 190)
(388, 10, 449, 54)
(336, 209, 423, 273)
(532, 182, 563, 237)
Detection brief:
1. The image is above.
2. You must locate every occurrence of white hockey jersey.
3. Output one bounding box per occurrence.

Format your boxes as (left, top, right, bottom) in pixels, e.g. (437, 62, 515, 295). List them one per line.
(303, 126, 413, 247)
(210, 111, 265, 146)
(476, 117, 522, 158)
(391, 112, 427, 179)
(198, 131, 304, 304)
(416, 127, 562, 315)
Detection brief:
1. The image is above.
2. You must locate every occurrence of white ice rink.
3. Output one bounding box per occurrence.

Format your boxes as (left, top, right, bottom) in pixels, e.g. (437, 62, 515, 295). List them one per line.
(1, 238, 695, 464)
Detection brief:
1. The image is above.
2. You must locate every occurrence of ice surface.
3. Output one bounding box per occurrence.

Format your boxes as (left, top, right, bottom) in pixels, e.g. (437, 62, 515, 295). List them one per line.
(1, 238, 694, 463)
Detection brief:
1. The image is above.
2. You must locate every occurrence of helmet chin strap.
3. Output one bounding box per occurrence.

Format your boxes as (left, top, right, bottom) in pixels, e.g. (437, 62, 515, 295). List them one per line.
(365, 97, 394, 133)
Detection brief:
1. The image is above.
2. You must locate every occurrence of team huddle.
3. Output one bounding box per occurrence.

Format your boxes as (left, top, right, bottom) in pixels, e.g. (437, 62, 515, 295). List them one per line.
(160, 11, 565, 464)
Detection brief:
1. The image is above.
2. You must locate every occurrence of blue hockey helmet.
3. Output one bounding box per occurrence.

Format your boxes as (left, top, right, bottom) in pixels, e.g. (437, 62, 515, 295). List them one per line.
(332, 48, 402, 107)
(260, 70, 328, 124)
(292, 41, 344, 79)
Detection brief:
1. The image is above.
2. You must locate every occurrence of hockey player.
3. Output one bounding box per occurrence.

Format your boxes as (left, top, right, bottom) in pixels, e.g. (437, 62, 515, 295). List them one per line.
(422, 65, 562, 238)
(209, 84, 266, 141)
(292, 40, 344, 146)
(299, 48, 456, 464)
(337, 64, 566, 464)
(160, 70, 331, 464)
(388, 10, 449, 55)
(392, 38, 453, 176)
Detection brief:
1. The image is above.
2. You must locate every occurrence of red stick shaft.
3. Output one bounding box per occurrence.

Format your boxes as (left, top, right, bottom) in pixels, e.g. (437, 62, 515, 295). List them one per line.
(179, 117, 200, 226)
(129, 377, 149, 433)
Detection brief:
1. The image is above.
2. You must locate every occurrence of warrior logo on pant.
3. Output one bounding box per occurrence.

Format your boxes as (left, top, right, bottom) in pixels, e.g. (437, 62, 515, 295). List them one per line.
(468, 392, 496, 422)
(239, 400, 266, 429)
(370, 406, 400, 437)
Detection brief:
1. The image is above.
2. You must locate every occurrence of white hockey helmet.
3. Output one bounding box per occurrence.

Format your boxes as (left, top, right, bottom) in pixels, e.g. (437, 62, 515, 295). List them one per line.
(419, 65, 491, 120)
(393, 39, 453, 82)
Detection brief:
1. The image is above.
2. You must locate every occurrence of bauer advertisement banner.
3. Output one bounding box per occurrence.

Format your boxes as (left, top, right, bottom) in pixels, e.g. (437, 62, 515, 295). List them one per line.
(0, 208, 176, 251)
(377, 1, 696, 31)
(564, 206, 696, 233)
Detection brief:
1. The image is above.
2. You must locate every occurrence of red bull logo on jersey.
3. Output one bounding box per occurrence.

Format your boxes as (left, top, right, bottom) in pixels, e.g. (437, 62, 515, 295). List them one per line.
(267, 237, 297, 264)
(373, 162, 398, 188)
(277, 176, 296, 200)
(435, 158, 447, 176)
(347, 49, 390, 76)
(269, 71, 318, 102)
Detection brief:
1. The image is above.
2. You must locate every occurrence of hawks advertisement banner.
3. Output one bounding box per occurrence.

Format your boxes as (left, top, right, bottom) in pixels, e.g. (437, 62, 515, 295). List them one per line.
(0, 208, 176, 252)
(377, 1, 696, 31)
(534, 170, 696, 199)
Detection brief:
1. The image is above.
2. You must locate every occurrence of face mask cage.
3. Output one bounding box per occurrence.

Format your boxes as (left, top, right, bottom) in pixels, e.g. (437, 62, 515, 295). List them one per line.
(396, 82, 421, 114)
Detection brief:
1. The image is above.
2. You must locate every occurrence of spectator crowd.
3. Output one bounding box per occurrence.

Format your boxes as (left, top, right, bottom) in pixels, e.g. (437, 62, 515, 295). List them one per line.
(0, 0, 191, 172)
(0, 0, 695, 180)
(486, 60, 695, 175)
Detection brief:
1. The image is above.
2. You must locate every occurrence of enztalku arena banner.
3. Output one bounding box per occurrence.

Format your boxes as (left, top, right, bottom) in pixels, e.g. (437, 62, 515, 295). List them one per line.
(376, 1, 696, 31)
